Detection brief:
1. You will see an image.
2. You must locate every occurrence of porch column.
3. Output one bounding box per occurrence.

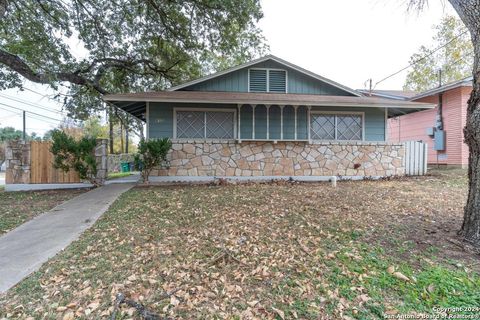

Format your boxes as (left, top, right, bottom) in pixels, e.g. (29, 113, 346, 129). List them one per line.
(294, 105, 298, 140)
(307, 105, 311, 143)
(266, 105, 270, 140)
(252, 104, 256, 140)
(280, 105, 284, 140)
(237, 104, 242, 141)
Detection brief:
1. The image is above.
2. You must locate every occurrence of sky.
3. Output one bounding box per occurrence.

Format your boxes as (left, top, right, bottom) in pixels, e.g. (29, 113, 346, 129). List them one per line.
(0, 0, 457, 136)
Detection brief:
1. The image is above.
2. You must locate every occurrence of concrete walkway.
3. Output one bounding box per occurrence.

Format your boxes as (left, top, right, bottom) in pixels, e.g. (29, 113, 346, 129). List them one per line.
(0, 183, 134, 293)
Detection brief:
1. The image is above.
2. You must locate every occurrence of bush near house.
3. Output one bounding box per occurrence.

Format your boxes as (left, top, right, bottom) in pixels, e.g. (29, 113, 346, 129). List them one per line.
(136, 138, 172, 183)
(50, 130, 98, 185)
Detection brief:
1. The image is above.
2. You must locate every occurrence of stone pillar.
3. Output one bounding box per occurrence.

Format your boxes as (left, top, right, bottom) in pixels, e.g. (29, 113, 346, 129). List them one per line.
(94, 139, 108, 185)
(5, 140, 31, 184)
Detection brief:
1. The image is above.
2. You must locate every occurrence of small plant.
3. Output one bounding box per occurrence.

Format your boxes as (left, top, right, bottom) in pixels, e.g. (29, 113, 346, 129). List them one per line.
(50, 130, 99, 185)
(136, 138, 172, 183)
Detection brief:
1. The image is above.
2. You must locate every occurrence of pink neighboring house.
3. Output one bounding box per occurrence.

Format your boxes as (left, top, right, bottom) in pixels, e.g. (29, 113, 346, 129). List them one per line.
(359, 77, 473, 168)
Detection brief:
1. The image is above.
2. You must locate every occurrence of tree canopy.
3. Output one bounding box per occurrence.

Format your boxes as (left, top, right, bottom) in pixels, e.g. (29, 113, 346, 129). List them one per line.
(0, 0, 268, 120)
(404, 15, 473, 91)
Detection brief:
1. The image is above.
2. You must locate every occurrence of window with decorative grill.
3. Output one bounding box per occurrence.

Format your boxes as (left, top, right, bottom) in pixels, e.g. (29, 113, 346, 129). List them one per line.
(175, 110, 235, 139)
(310, 113, 363, 141)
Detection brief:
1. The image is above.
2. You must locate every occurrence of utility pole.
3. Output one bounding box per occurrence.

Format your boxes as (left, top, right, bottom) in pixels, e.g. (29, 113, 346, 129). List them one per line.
(125, 116, 129, 154)
(369, 79, 372, 96)
(22, 110, 26, 140)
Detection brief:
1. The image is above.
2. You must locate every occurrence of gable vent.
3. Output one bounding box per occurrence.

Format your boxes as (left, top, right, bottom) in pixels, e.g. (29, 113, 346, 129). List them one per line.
(269, 70, 286, 92)
(249, 69, 267, 92)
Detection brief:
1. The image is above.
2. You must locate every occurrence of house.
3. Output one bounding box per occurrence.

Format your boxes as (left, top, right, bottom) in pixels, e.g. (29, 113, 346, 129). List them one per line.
(103, 55, 434, 181)
(360, 77, 472, 168)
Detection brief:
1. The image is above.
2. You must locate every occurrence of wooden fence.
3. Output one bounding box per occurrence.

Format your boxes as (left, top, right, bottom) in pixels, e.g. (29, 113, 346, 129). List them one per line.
(30, 141, 80, 184)
(404, 141, 428, 176)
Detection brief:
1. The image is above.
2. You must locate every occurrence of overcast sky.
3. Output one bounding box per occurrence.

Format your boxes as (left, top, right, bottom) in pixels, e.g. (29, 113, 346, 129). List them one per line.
(0, 0, 456, 135)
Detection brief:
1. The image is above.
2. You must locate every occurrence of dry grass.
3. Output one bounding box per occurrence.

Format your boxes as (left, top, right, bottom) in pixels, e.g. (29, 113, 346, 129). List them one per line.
(0, 188, 87, 235)
(1, 169, 479, 319)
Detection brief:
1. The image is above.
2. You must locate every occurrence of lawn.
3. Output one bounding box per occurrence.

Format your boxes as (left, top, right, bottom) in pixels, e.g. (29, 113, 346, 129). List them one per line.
(107, 172, 134, 180)
(0, 188, 87, 235)
(1, 169, 479, 319)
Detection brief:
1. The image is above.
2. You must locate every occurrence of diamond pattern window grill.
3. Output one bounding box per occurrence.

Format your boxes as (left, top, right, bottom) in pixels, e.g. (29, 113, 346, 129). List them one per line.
(311, 114, 335, 140)
(176, 111, 205, 138)
(337, 115, 362, 140)
(310, 114, 362, 141)
(206, 112, 234, 139)
(176, 110, 234, 139)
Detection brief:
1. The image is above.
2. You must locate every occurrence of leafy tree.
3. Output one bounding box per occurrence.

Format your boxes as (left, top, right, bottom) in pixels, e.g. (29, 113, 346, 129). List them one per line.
(408, 0, 480, 248)
(404, 15, 473, 91)
(136, 138, 172, 183)
(0, 127, 23, 141)
(0, 0, 267, 122)
(50, 129, 99, 185)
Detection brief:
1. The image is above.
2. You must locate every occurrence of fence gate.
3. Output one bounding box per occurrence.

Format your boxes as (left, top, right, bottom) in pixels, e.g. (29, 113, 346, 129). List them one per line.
(403, 141, 428, 176)
(30, 141, 80, 183)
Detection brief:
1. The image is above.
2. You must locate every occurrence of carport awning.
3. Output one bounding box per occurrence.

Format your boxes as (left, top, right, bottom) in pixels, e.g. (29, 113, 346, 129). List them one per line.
(104, 91, 436, 121)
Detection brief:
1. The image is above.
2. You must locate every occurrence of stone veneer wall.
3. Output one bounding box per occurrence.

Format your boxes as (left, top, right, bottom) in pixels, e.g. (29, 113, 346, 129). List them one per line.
(5, 140, 31, 184)
(107, 153, 135, 172)
(152, 140, 405, 177)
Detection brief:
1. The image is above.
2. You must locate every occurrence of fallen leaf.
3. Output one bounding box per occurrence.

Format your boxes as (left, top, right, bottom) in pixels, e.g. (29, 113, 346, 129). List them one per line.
(387, 265, 395, 274)
(272, 307, 285, 319)
(392, 271, 410, 282)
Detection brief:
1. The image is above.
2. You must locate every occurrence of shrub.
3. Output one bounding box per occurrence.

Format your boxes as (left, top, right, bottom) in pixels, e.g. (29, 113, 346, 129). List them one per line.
(137, 138, 172, 183)
(50, 130, 99, 185)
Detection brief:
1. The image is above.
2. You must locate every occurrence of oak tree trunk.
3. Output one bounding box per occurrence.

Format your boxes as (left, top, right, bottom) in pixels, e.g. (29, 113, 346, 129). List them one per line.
(449, 0, 480, 247)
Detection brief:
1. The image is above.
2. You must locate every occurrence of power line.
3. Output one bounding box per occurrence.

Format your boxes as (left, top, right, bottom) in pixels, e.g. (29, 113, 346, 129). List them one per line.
(0, 93, 66, 116)
(0, 102, 62, 122)
(0, 105, 59, 126)
(373, 29, 470, 89)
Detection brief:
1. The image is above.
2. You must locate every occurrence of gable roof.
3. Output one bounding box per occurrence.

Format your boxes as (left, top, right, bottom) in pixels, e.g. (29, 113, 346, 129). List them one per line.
(167, 54, 362, 97)
(357, 89, 418, 100)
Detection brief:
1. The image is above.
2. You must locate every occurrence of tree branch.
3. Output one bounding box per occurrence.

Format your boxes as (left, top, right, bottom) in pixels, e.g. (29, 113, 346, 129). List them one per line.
(0, 48, 109, 94)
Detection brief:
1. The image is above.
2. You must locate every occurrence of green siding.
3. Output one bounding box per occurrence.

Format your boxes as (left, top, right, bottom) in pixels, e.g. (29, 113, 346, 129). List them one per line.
(148, 102, 237, 139)
(180, 59, 354, 96)
(148, 103, 385, 142)
(254, 105, 268, 139)
(269, 106, 281, 139)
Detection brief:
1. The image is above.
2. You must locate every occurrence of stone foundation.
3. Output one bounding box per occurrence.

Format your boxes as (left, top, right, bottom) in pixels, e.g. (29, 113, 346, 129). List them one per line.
(152, 140, 405, 177)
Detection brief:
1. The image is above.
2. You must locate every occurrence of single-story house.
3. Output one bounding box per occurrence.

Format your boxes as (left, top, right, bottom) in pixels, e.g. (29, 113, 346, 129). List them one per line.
(360, 77, 472, 168)
(103, 55, 434, 181)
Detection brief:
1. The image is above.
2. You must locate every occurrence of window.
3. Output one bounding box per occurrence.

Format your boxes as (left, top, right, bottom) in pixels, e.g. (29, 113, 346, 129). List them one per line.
(249, 69, 287, 93)
(175, 109, 235, 139)
(310, 113, 363, 141)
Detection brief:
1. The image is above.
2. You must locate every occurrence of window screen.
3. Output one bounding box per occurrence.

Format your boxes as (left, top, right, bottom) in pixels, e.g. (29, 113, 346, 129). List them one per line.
(176, 110, 235, 139)
(310, 114, 362, 141)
